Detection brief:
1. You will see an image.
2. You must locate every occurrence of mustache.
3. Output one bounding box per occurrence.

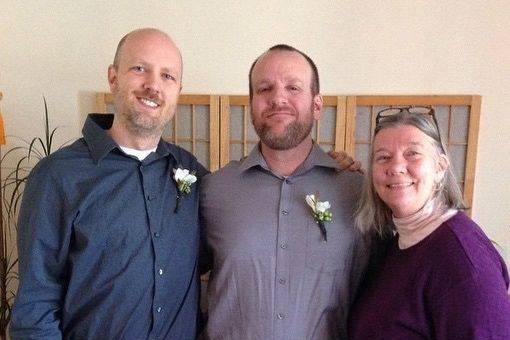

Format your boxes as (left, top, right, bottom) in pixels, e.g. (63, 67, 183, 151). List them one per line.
(135, 89, 162, 102)
(263, 105, 295, 116)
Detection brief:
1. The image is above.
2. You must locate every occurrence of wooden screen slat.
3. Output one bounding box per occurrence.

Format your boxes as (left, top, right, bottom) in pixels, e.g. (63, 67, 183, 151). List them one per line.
(243, 105, 249, 157)
(219, 96, 231, 167)
(344, 96, 357, 155)
(333, 96, 347, 151)
(356, 95, 473, 106)
(209, 96, 220, 171)
(191, 105, 196, 154)
(447, 105, 454, 149)
(463, 96, 482, 213)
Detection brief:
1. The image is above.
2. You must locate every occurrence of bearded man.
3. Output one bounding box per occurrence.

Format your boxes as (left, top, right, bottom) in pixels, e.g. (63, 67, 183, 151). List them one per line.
(11, 28, 206, 339)
(200, 45, 368, 340)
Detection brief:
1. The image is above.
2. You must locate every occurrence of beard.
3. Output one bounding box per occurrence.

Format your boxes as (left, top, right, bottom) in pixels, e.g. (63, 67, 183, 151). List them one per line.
(115, 89, 173, 137)
(253, 104, 314, 150)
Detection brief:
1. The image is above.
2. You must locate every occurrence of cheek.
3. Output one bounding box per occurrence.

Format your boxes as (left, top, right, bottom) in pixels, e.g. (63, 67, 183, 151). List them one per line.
(371, 166, 386, 192)
(413, 163, 437, 190)
(250, 100, 267, 119)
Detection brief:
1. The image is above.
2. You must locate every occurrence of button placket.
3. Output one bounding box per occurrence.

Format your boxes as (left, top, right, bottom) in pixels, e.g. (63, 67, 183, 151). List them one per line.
(275, 178, 292, 334)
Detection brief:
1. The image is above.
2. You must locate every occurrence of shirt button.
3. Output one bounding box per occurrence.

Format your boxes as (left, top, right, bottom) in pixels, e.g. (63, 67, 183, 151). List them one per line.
(277, 313, 285, 320)
(158, 268, 163, 275)
(282, 210, 288, 215)
(280, 242, 287, 249)
(278, 278, 286, 285)
(156, 306, 162, 313)
(285, 178, 292, 184)
(154, 232, 160, 238)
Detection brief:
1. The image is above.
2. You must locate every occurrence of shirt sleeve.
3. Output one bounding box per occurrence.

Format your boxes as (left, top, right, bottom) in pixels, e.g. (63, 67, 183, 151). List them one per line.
(431, 271, 510, 340)
(10, 161, 71, 340)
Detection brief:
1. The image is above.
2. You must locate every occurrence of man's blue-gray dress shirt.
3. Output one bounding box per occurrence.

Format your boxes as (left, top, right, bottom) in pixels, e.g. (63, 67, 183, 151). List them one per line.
(10, 114, 207, 340)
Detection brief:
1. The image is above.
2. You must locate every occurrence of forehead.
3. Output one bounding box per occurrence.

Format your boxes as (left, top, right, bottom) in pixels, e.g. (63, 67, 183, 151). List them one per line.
(251, 50, 312, 84)
(374, 125, 436, 149)
(119, 32, 182, 70)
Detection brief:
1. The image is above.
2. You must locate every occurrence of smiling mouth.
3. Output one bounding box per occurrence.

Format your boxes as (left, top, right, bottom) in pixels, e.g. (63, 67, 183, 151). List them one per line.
(138, 97, 160, 109)
(267, 111, 294, 118)
(387, 182, 413, 189)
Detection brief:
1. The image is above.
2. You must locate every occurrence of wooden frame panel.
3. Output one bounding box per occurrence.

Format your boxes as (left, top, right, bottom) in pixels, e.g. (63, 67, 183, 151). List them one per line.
(345, 95, 481, 215)
(96, 92, 220, 171)
(97, 92, 481, 214)
(218, 95, 349, 166)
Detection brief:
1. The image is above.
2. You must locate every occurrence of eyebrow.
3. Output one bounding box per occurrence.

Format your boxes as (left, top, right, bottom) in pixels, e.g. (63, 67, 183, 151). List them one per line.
(129, 59, 179, 74)
(254, 77, 305, 86)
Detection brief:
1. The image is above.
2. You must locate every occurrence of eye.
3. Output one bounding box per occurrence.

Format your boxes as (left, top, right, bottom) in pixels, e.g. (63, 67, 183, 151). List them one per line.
(132, 65, 145, 72)
(374, 154, 390, 163)
(256, 87, 270, 94)
(163, 73, 176, 81)
(288, 85, 301, 92)
(405, 150, 421, 158)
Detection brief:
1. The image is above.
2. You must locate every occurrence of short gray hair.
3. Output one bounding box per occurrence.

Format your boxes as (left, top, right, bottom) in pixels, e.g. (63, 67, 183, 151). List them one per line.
(355, 112, 464, 235)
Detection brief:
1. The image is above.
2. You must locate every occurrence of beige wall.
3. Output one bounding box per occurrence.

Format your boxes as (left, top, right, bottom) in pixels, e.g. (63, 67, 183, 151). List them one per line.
(1, 1, 509, 260)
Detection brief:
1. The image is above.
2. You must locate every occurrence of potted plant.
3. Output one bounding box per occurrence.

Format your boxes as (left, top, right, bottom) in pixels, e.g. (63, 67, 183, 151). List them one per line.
(0, 96, 69, 337)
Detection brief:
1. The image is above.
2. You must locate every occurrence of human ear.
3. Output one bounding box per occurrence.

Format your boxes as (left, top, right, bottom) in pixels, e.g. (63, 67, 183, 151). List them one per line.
(107, 65, 118, 93)
(313, 94, 323, 120)
(435, 154, 449, 183)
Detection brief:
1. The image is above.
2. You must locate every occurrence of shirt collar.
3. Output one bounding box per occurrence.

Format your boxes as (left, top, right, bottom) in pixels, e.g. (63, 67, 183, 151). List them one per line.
(239, 142, 343, 175)
(83, 114, 178, 164)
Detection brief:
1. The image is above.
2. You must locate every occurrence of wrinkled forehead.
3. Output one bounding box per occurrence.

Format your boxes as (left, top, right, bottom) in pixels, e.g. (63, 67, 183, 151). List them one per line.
(373, 124, 438, 150)
(252, 50, 312, 84)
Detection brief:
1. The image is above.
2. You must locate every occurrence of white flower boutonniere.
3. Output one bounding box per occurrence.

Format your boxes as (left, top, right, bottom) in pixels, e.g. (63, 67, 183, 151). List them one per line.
(173, 168, 197, 212)
(305, 194, 333, 242)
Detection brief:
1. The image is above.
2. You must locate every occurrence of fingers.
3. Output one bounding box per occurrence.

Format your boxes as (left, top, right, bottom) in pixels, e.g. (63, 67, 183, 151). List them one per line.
(328, 150, 365, 174)
(349, 160, 364, 174)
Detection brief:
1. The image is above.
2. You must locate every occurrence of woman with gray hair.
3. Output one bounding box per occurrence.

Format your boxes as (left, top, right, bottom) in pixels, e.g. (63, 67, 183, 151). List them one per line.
(348, 107, 510, 339)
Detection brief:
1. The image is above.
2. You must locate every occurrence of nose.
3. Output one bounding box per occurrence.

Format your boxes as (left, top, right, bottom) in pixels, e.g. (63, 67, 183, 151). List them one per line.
(270, 86, 288, 107)
(143, 71, 160, 95)
(386, 156, 407, 175)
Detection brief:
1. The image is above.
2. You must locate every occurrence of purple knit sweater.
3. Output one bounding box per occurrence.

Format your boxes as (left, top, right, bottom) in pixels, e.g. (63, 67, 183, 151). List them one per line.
(348, 212, 510, 339)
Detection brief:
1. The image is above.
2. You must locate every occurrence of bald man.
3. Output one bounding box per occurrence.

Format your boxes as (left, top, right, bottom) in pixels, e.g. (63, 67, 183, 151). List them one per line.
(11, 28, 206, 339)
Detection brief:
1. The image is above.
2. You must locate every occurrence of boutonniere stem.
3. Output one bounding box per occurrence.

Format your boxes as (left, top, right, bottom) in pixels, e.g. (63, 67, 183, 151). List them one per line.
(305, 194, 333, 242)
(173, 168, 197, 213)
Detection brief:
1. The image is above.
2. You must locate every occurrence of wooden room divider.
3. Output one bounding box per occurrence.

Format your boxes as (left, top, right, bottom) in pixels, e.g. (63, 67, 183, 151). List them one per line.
(96, 93, 481, 214)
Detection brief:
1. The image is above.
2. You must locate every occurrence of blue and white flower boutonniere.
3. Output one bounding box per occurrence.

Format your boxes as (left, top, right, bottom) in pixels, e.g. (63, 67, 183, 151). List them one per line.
(306, 194, 333, 242)
(173, 168, 197, 213)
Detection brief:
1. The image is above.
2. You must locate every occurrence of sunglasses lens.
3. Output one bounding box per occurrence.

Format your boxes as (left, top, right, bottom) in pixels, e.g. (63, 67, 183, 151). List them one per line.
(408, 107, 433, 114)
(378, 108, 404, 117)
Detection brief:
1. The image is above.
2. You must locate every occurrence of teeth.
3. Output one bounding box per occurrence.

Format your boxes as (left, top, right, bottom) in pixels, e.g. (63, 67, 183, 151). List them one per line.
(388, 183, 412, 188)
(140, 98, 159, 108)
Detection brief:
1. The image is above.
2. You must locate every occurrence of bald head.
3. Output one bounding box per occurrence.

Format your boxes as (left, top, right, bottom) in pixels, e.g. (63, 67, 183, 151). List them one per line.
(112, 28, 182, 74)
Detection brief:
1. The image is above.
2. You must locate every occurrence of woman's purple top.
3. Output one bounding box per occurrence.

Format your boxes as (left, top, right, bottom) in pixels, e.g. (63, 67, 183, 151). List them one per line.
(348, 212, 510, 339)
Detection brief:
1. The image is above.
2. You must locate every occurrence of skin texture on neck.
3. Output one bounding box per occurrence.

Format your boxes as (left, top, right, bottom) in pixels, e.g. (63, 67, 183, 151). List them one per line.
(260, 137, 314, 177)
(108, 119, 162, 150)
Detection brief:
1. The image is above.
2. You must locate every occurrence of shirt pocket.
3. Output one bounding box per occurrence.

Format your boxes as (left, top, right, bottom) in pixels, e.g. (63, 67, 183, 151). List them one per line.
(305, 220, 354, 274)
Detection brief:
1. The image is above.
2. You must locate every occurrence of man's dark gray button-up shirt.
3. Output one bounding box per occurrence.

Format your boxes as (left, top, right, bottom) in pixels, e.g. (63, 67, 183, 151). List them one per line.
(201, 144, 368, 340)
(11, 114, 207, 339)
